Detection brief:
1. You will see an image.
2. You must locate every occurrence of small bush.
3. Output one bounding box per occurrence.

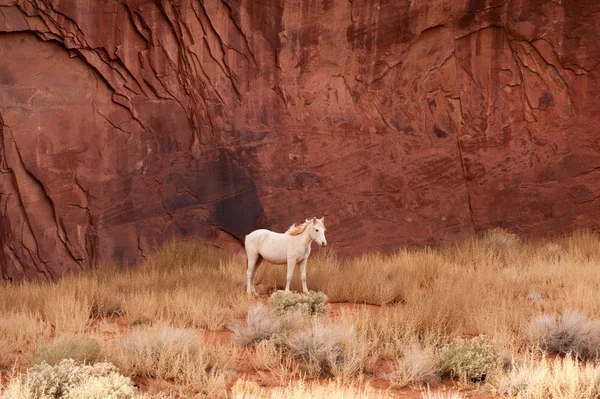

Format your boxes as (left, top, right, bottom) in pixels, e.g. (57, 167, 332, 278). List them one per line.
(267, 291, 330, 316)
(114, 325, 229, 395)
(385, 343, 439, 388)
(117, 325, 206, 379)
(532, 310, 600, 360)
(230, 304, 306, 346)
(437, 336, 500, 382)
(1, 359, 136, 399)
(37, 334, 102, 365)
(284, 322, 370, 378)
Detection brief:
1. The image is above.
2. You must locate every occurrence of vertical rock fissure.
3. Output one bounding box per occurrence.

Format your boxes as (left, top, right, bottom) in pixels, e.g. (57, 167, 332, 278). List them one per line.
(453, 96, 476, 233)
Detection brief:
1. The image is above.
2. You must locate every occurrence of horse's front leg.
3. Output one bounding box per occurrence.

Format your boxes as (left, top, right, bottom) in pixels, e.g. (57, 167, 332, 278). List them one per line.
(285, 258, 297, 292)
(299, 258, 309, 293)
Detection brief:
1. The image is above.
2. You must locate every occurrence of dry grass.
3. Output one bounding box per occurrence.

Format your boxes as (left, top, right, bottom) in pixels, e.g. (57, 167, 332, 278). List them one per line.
(384, 342, 439, 388)
(497, 354, 600, 398)
(108, 324, 234, 396)
(1, 230, 600, 397)
(259, 230, 600, 350)
(252, 339, 283, 371)
(421, 388, 465, 399)
(230, 304, 307, 346)
(284, 321, 371, 378)
(37, 333, 102, 365)
(0, 238, 255, 333)
(231, 377, 398, 398)
(0, 311, 51, 369)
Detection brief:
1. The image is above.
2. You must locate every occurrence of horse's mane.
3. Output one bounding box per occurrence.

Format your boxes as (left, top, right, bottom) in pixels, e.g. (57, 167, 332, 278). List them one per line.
(285, 220, 312, 236)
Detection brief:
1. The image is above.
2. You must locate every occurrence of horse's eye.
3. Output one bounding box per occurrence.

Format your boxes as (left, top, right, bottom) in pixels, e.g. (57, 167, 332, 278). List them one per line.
(316, 229, 319, 232)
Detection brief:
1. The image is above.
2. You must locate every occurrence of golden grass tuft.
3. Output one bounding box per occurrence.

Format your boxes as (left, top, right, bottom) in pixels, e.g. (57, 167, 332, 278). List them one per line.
(231, 377, 398, 399)
(0, 311, 51, 369)
(37, 333, 102, 365)
(108, 324, 234, 396)
(497, 354, 600, 398)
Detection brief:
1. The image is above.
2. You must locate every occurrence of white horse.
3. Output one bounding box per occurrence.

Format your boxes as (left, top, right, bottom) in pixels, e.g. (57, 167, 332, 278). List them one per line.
(244, 217, 327, 295)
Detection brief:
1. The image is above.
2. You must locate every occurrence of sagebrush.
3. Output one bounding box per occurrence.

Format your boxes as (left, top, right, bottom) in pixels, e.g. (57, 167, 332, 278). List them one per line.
(437, 336, 500, 382)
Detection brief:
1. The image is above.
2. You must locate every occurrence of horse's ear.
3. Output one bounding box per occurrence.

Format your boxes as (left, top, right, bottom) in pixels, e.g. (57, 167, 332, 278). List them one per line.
(318, 217, 325, 224)
(311, 217, 316, 223)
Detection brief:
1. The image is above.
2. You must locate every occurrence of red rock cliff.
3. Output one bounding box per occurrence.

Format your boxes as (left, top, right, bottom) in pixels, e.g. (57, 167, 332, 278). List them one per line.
(0, 0, 599, 280)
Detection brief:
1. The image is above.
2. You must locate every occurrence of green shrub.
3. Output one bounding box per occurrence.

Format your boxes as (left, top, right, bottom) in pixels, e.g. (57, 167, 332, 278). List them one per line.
(37, 334, 102, 365)
(1, 359, 136, 399)
(267, 291, 330, 316)
(437, 336, 500, 382)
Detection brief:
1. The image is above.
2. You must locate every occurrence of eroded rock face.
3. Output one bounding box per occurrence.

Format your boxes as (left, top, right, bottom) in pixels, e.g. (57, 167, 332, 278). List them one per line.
(0, 0, 599, 280)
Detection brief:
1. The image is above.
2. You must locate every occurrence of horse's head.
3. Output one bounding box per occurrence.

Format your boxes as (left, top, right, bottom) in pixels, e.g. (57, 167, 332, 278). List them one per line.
(308, 217, 327, 247)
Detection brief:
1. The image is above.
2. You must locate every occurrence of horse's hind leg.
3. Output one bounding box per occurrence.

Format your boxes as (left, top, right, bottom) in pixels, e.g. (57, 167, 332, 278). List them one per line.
(285, 258, 296, 292)
(246, 253, 262, 295)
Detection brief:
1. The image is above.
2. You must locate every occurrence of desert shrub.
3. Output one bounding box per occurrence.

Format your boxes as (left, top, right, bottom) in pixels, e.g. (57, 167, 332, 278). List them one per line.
(437, 336, 500, 382)
(385, 343, 439, 388)
(37, 334, 102, 365)
(284, 322, 370, 378)
(117, 325, 205, 379)
(1, 359, 136, 399)
(532, 310, 600, 360)
(497, 354, 600, 399)
(230, 304, 306, 346)
(267, 291, 330, 316)
(114, 325, 229, 395)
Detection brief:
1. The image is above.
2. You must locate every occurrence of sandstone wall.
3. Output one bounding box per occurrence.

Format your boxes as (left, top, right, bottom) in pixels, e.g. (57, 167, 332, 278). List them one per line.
(0, 0, 598, 279)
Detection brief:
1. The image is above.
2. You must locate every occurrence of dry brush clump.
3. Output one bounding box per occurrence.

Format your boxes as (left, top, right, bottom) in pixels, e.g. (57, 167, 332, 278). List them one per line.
(384, 342, 439, 388)
(285, 322, 371, 378)
(110, 324, 232, 396)
(0, 311, 51, 369)
(267, 290, 330, 316)
(1, 359, 137, 399)
(234, 300, 372, 379)
(230, 304, 307, 346)
(530, 310, 600, 360)
(437, 336, 501, 382)
(37, 334, 102, 365)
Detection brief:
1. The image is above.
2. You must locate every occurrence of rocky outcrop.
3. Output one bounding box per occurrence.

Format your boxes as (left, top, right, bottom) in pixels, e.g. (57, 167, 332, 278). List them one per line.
(0, 0, 599, 280)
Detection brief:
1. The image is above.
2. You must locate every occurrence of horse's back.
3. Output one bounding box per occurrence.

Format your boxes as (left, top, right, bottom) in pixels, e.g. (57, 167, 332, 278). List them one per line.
(245, 229, 273, 251)
(245, 229, 289, 263)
